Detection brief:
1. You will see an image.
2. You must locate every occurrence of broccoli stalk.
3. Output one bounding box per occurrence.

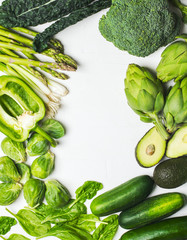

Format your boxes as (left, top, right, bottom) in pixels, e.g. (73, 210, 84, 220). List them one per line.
(170, 0, 187, 23)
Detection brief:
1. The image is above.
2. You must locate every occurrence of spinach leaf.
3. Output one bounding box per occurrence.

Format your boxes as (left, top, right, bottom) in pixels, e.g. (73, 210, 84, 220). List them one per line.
(43, 201, 87, 224)
(93, 215, 119, 240)
(0, 216, 17, 235)
(69, 214, 100, 233)
(36, 224, 93, 240)
(33, 0, 112, 52)
(1, 234, 30, 240)
(0, 0, 95, 27)
(74, 181, 103, 205)
(41, 119, 65, 139)
(6, 208, 51, 237)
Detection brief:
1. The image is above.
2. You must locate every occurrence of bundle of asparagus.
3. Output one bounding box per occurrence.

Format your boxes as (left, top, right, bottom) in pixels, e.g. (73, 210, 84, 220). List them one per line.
(0, 26, 77, 117)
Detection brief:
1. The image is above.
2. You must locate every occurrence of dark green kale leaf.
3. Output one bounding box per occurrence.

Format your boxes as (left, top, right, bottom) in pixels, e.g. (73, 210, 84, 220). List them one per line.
(0, 0, 96, 27)
(0, 216, 17, 235)
(33, 0, 112, 52)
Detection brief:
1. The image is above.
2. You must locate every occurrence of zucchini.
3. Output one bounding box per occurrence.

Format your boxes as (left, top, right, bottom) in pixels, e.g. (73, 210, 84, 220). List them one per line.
(120, 216, 187, 240)
(119, 192, 186, 229)
(90, 175, 154, 217)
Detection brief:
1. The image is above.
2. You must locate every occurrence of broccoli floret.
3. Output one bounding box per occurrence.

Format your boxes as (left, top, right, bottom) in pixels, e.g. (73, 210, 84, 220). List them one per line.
(99, 0, 181, 57)
(170, 0, 187, 23)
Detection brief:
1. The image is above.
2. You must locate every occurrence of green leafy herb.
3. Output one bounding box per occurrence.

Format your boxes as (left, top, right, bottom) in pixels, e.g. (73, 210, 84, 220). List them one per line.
(93, 215, 119, 240)
(0, 182, 22, 205)
(16, 163, 31, 185)
(1, 137, 26, 163)
(23, 179, 46, 208)
(0, 217, 17, 235)
(41, 119, 65, 139)
(6, 208, 51, 237)
(36, 224, 93, 240)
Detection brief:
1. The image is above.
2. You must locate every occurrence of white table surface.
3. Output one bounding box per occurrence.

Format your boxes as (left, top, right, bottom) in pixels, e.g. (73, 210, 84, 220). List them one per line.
(0, 4, 186, 240)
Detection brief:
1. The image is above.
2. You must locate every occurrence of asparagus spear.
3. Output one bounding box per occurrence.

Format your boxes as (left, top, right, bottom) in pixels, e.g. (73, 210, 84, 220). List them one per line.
(0, 54, 75, 70)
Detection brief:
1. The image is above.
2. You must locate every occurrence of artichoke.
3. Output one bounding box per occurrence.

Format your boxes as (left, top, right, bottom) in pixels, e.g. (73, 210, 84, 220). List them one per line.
(157, 39, 187, 82)
(164, 77, 187, 132)
(125, 64, 169, 140)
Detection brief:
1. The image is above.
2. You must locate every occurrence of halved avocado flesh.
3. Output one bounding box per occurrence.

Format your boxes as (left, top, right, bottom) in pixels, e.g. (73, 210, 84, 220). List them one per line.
(166, 126, 187, 158)
(136, 127, 166, 168)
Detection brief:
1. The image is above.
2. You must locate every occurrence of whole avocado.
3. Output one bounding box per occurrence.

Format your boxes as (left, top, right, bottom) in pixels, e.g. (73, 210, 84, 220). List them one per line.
(153, 157, 187, 188)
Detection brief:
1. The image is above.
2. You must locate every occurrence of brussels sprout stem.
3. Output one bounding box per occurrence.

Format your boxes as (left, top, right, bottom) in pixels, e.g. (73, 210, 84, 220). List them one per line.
(34, 126, 57, 147)
(149, 113, 170, 140)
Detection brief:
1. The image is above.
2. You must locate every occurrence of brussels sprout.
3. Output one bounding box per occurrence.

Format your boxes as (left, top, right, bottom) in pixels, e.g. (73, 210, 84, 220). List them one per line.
(31, 151, 55, 179)
(0, 182, 22, 205)
(1, 137, 26, 163)
(23, 179, 45, 208)
(45, 180, 71, 208)
(16, 163, 31, 184)
(41, 119, 65, 139)
(26, 133, 49, 156)
(0, 156, 21, 183)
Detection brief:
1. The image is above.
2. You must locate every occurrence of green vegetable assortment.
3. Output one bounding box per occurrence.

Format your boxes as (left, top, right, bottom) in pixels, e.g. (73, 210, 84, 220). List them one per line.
(0, 0, 185, 239)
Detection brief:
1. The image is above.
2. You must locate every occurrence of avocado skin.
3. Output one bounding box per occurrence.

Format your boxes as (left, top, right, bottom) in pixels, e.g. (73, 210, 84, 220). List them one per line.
(153, 157, 187, 189)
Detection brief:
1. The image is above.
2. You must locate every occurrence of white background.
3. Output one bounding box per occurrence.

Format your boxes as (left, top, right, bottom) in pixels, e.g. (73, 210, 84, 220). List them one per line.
(0, 2, 186, 240)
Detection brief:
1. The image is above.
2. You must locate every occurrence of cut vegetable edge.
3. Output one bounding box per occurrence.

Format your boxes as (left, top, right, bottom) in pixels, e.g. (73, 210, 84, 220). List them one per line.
(166, 125, 187, 158)
(135, 127, 166, 168)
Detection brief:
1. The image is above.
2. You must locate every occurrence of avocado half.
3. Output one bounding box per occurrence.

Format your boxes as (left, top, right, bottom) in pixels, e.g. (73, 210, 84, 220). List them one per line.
(166, 125, 187, 158)
(136, 127, 166, 168)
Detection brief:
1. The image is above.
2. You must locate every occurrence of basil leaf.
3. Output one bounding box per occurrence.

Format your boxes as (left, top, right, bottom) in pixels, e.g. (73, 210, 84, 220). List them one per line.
(6, 209, 51, 237)
(37, 224, 93, 240)
(0, 216, 17, 235)
(93, 215, 119, 240)
(75, 181, 103, 204)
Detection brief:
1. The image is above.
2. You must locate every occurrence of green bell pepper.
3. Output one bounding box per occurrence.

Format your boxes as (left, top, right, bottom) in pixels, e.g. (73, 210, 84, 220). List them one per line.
(0, 76, 56, 146)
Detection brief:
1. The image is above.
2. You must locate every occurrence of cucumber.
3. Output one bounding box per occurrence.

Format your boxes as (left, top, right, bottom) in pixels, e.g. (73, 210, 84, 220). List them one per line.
(120, 216, 187, 240)
(90, 175, 154, 217)
(119, 192, 186, 229)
